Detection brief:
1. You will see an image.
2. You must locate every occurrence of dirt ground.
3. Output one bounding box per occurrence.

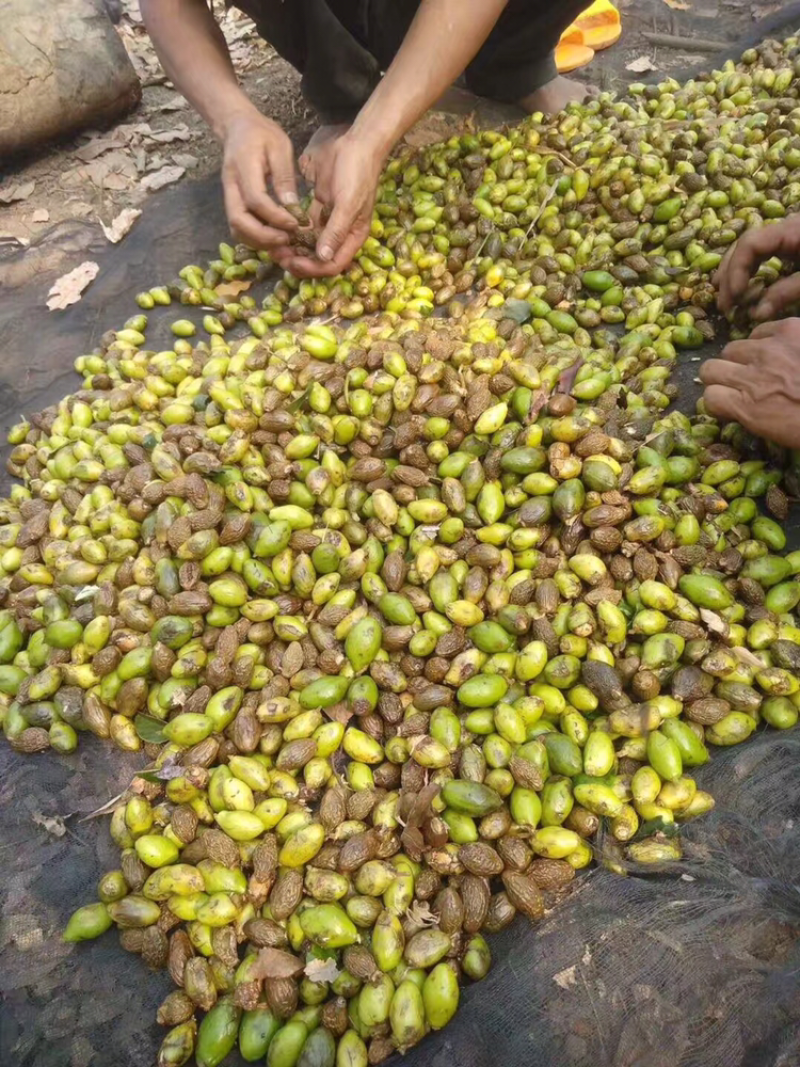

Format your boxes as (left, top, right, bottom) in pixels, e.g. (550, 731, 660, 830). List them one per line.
(0, 0, 788, 256)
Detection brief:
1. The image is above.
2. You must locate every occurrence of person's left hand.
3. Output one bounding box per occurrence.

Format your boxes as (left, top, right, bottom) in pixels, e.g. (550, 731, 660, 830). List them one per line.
(699, 318, 800, 448)
(275, 133, 383, 278)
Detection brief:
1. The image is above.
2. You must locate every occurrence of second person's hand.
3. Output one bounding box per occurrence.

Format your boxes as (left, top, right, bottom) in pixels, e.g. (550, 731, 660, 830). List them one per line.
(221, 108, 301, 252)
(276, 133, 383, 278)
(699, 318, 800, 449)
(716, 215, 800, 321)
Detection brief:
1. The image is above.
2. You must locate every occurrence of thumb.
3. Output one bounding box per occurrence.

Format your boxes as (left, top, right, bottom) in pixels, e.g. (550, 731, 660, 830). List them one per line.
(267, 136, 299, 206)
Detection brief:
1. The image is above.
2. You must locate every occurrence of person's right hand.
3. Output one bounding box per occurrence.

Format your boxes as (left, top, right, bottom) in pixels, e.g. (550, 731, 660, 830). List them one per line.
(221, 110, 300, 252)
(716, 215, 800, 321)
(699, 318, 800, 448)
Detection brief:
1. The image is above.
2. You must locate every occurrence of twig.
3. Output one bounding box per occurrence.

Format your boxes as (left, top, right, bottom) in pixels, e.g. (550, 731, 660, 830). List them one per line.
(525, 178, 560, 239)
(641, 31, 730, 52)
(537, 148, 576, 170)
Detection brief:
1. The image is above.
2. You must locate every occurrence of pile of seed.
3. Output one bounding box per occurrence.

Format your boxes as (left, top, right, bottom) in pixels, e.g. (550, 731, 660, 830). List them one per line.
(2, 33, 800, 1067)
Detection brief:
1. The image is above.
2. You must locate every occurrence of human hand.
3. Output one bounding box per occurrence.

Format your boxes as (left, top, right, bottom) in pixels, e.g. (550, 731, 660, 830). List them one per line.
(716, 215, 800, 321)
(221, 110, 300, 251)
(699, 318, 800, 448)
(276, 133, 382, 278)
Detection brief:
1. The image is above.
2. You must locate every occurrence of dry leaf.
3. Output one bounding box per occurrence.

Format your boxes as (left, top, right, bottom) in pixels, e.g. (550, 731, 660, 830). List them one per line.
(626, 55, 658, 73)
(31, 209, 50, 224)
(73, 135, 125, 163)
(251, 948, 305, 981)
(140, 165, 186, 192)
(0, 181, 35, 204)
(304, 958, 341, 984)
(661, 0, 690, 8)
(148, 124, 191, 144)
(46, 261, 99, 311)
(406, 901, 438, 927)
(80, 789, 129, 821)
(732, 646, 767, 669)
(101, 208, 142, 243)
(215, 279, 252, 299)
(404, 112, 461, 148)
(159, 95, 188, 111)
(32, 812, 67, 837)
(553, 965, 578, 990)
(172, 152, 199, 170)
(699, 609, 728, 636)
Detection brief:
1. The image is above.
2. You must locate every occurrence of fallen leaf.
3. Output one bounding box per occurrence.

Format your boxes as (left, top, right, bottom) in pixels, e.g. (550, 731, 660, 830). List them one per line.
(406, 901, 438, 927)
(148, 123, 191, 143)
(46, 261, 99, 311)
(215, 279, 252, 298)
(304, 958, 341, 984)
(73, 135, 125, 163)
(0, 181, 35, 204)
(32, 812, 67, 838)
(732, 646, 768, 669)
(404, 112, 461, 148)
(699, 608, 728, 636)
(80, 789, 129, 821)
(172, 152, 199, 170)
(323, 701, 353, 726)
(101, 207, 142, 243)
(626, 55, 658, 73)
(661, 0, 690, 8)
(159, 95, 188, 111)
(31, 209, 50, 224)
(140, 165, 186, 192)
(553, 964, 578, 990)
(251, 948, 305, 981)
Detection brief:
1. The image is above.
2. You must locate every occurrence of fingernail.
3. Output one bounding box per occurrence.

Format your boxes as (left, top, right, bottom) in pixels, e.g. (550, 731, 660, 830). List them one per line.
(317, 243, 333, 262)
(754, 300, 773, 320)
(280, 192, 299, 205)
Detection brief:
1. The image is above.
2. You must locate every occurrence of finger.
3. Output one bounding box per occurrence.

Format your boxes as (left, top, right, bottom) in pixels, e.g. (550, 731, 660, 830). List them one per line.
(278, 252, 343, 279)
(748, 320, 783, 339)
(718, 339, 763, 365)
(717, 218, 800, 313)
(703, 384, 749, 424)
(752, 272, 800, 321)
(266, 135, 300, 208)
(317, 229, 366, 275)
(317, 195, 361, 263)
(236, 152, 298, 231)
(224, 175, 291, 251)
(699, 358, 749, 389)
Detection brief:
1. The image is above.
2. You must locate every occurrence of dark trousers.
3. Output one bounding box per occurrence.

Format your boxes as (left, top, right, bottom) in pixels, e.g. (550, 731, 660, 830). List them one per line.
(233, 0, 591, 122)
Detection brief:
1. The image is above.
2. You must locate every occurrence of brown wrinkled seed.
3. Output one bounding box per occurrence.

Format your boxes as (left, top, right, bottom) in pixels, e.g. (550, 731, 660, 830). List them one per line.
(483, 890, 517, 933)
(269, 868, 304, 921)
(168, 930, 194, 988)
(527, 858, 576, 891)
(343, 944, 379, 982)
(460, 873, 491, 933)
(322, 996, 349, 1037)
(198, 828, 240, 868)
(458, 841, 504, 877)
(435, 886, 465, 934)
(244, 918, 289, 949)
(338, 830, 380, 872)
(265, 976, 298, 1018)
(141, 925, 169, 970)
(156, 990, 195, 1027)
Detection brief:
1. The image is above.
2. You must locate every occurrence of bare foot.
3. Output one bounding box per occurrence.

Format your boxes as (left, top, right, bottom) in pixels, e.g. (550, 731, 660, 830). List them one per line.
(518, 75, 595, 116)
(299, 124, 350, 184)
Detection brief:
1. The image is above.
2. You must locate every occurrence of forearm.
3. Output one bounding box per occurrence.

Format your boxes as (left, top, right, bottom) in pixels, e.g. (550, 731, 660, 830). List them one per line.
(350, 0, 508, 159)
(140, 0, 257, 140)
